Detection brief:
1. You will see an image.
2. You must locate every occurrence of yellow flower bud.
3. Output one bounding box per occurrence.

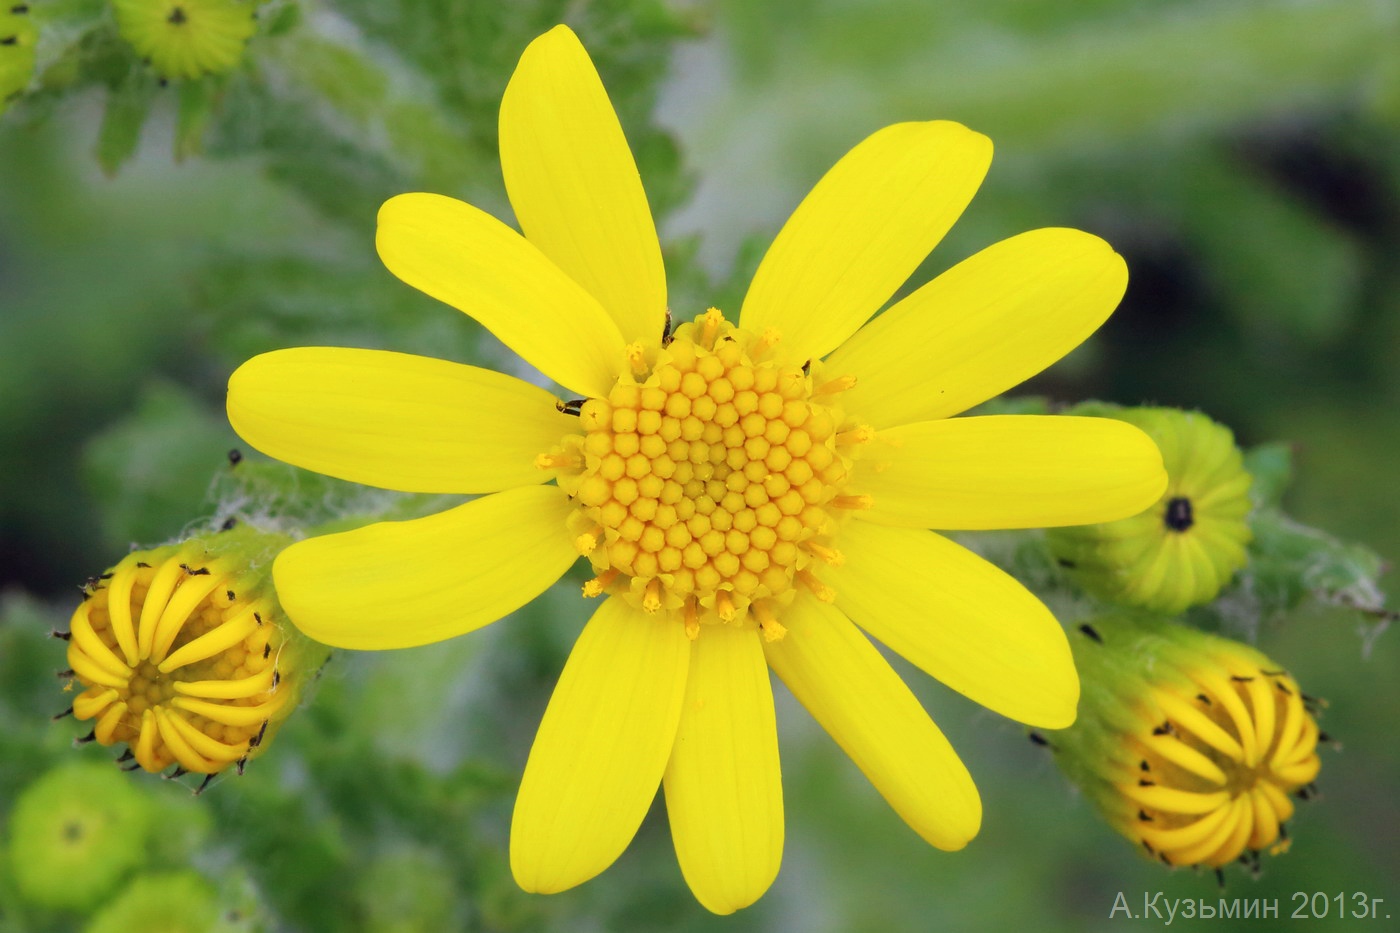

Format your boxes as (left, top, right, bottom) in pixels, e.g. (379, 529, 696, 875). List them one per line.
(61, 525, 324, 784)
(0, 3, 37, 111)
(1049, 614, 1323, 872)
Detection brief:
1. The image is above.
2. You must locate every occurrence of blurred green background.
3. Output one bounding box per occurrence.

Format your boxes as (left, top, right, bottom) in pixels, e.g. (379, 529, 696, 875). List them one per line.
(2, 0, 1398, 930)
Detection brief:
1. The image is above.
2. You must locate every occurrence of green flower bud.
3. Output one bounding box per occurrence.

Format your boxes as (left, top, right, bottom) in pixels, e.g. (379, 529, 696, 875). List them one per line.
(110, 0, 257, 81)
(62, 524, 329, 784)
(1047, 406, 1252, 613)
(1049, 614, 1323, 871)
(83, 871, 217, 933)
(0, 3, 37, 110)
(5, 762, 151, 911)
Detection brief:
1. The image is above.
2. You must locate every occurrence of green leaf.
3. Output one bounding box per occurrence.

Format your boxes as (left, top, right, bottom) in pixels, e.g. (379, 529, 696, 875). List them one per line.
(174, 78, 217, 160)
(81, 382, 237, 549)
(94, 67, 157, 176)
(1239, 506, 1390, 621)
(1243, 441, 1294, 509)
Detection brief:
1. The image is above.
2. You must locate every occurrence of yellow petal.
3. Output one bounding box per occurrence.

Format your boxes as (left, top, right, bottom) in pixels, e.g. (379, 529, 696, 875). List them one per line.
(739, 121, 991, 363)
(512, 598, 690, 894)
(828, 228, 1127, 427)
(273, 486, 577, 649)
(854, 416, 1166, 530)
(834, 522, 1078, 729)
(500, 25, 666, 348)
(663, 625, 782, 915)
(228, 347, 573, 494)
(376, 192, 625, 397)
(762, 593, 981, 850)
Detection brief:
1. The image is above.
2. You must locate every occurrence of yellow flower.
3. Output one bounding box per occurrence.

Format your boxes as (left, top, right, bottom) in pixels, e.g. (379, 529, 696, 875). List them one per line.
(226, 25, 1166, 913)
(110, 0, 256, 81)
(63, 528, 318, 782)
(1048, 406, 1252, 613)
(1053, 614, 1321, 871)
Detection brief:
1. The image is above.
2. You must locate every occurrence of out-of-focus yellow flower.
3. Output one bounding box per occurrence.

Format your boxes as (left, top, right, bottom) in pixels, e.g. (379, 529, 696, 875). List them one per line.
(64, 526, 322, 781)
(1048, 406, 1252, 614)
(0, 3, 37, 110)
(1053, 614, 1322, 870)
(226, 24, 1167, 913)
(110, 0, 256, 80)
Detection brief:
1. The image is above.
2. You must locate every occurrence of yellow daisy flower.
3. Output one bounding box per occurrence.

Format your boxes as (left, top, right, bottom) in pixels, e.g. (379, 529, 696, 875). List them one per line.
(226, 25, 1167, 913)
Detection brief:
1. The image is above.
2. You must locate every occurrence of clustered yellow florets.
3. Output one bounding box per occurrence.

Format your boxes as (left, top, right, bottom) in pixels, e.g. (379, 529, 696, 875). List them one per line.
(1122, 660, 1321, 869)
(65, 543, 291, 776)
(545, 309, 869, 639)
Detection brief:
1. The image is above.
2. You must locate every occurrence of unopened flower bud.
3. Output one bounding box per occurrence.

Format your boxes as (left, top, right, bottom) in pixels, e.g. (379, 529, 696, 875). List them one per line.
(84, 871, 218, 933)
(5, 762, 152, 911)
(1049, 614, 1323, 871)
(0, 3, 37, 110)
(1047, 406, 1252, 614)
(111, 0, 257, 81)
(62, 524, 327, 781)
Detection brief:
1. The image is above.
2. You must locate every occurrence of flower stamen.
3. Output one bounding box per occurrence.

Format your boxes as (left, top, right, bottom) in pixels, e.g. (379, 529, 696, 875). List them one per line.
(553, 309, 862, 636)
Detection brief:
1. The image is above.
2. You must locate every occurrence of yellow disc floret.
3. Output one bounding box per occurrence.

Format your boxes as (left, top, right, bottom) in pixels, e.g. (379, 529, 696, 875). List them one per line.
(65, 542, 292, 776)
(548, 309, 867, 639)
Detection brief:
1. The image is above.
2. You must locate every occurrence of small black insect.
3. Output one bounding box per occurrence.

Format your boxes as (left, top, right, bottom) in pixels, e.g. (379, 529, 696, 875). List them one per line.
(180, 564, 210, 576)
(661, 309, 675, 346)
(221, 517, 238, 531)
(556, 398, 585, 416)
(228, 448, 243, 466)
(1078, 623, 1103, 643)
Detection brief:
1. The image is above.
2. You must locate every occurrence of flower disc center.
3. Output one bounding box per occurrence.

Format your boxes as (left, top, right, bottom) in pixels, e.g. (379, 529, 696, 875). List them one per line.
(554, 309, 863, 638)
